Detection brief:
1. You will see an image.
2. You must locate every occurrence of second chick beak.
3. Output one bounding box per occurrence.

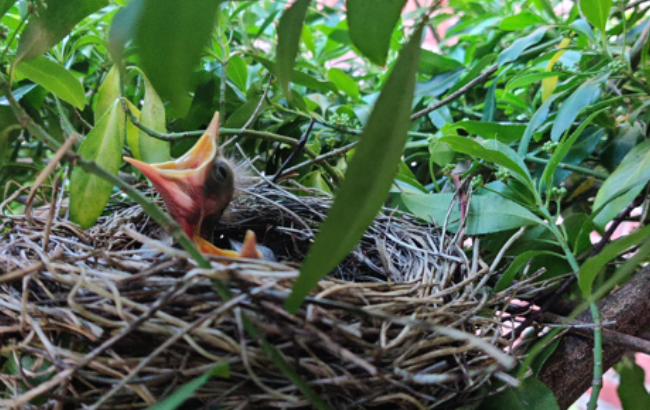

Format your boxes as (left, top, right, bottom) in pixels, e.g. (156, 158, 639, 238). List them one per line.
(124, 112, 235, 243)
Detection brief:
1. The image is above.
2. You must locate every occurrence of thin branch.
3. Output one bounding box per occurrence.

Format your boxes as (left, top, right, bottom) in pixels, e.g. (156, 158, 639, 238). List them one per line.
(525, 156, 609, 179)
(272, 119, 315, 182)
(277, 140, 358, 177)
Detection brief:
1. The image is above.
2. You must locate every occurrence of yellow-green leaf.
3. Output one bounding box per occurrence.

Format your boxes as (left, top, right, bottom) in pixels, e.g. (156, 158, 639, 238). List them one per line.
(139, 75, 170, 164)
(70, 101, 125, 229)
(541, 38, 571, 102)
(95, 65, 120, 123)
(15, 56, 86, 109)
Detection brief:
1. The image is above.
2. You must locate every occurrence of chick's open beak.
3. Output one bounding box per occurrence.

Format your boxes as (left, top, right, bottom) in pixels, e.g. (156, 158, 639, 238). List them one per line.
(124, 112, 262, 260)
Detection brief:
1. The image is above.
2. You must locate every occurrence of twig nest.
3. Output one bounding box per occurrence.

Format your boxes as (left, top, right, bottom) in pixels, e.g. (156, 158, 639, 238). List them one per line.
(0, 182, 551, 409)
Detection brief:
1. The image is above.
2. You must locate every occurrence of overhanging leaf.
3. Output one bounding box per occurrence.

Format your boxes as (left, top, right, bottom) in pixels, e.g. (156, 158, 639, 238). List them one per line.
(285, 24, 423, 313)
(15, 0, 108, 63)
(70, 101, 125, 229)
(276, 0, 310, 101)
(400, 193, 541, 235)
(346, 0, 407, 66)
(14, 56, 86, 109)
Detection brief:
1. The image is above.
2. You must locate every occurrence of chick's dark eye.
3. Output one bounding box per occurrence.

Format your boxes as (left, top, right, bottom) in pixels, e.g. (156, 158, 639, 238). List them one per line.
(213, 161, 230, 181)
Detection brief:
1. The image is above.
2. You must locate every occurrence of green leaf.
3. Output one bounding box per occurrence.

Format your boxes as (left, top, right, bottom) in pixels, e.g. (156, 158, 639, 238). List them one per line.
(125, 101, 142, 160)
(15, 0, 108, 63)
(551, 72, 609, 142)
(276, 0, 310, 100)
(495, 250, 564, 292)
(518, 92, 564, 156)
(580, 0, 612, 33)
(448, 54, 494, 95)
(594, 184, 644, 229)
(285, 24, 422, 314)
(70, 101, 125, 229)
(139, 74, 170, 164)
(299, 171, 332, 194)
(346, 0, 406, 66)
(506, 72, 563, 91)
(578, 224, 650, 296)
(224, 94, 264, 128)
(145, 363, 229, 410)
(498, 12, 545, 31)
(131, 0, 221, 113)
(292, 71, 338, 92)
(14, 56, 86, 109)
(401, 193, 541, 235)
(418, 49, 464, 76)
(478, 376, 560, 410)
(95, 65, 119, 123)
(327, 68, 359, 100)
(448, 121, 527, 144)
(441, 136, 532, 187)
(594, 138, 650, 216)
(0, 0, 17, 19)
(615, 356, 650, 410)
(569, 19, 596, 42)
(498, 27, 547, 67)
(227, 55, 248, 91)
(541, 110, 604, 192)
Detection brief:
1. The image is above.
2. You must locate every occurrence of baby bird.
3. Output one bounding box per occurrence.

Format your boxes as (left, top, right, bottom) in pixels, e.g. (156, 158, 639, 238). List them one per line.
(124, 112, 263, 260)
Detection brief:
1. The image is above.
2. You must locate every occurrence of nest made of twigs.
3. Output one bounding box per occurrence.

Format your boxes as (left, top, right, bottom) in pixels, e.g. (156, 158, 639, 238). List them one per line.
(0, 180, 556, 409)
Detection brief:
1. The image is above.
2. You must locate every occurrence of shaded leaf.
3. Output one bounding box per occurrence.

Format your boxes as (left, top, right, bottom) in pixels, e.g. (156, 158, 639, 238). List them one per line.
(448, 121, 527, 143)
(518, 92, 564, 156)
(145, 364, 229, 410)
(401, 193, 541, 235)
(418, 49, 464, 76)
(346, 0, 406, 66)
(125, 101, 141, 160)
(15, 56, 85, 109)
(16, 0, 108, 63)
(227, 55, 248, 91)
(0, 84, 37, 106)
(478, 376, 559, 410)
(578, 224, 650, 296)
(276, 0, 310, 100)
(551, 72, 609, 141)
(448, 54, 494, 95)
(285, 24, 422, 313)
(224, 94, 264, 128)
(70, 101, 125, 229)
(139, 74, 170, 164)
(615, 356, 650, 410)
(495, 250, 564, 292)
(580, 0, 612, 33)
(506, 71, 563, 91)
(0, 0, 17, 19)
(498, 27, 547, 67)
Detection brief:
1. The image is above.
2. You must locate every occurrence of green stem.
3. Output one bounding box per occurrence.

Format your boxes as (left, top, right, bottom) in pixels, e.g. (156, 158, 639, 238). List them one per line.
(525, 156, 609, 179)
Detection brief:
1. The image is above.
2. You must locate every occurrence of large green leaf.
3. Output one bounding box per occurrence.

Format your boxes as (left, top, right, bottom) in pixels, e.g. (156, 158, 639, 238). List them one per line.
(593, 139, 650, 219)
(16, 0, 108, 63)
(116, 0, 221, 113)
(276, 0, 310, 100)
(615, 356, 650, 410)
(14, 56, 86, 109)
(494, 250, 564, 292)
(418, 49, 464, 76)
(145, 364, 229, 410)
(518, 92, 563, 156)
(346, 0, 406, 66)
(285, 24, 423, 314)
(227, 55, 248, 91)
(0, 0, 17, 19)
(498, 12, 545, 31)
(578, 225, 650, 296)
(95, 65, 119, 123)
(327, 68, 359, 100)
(478, 376, 560, 410)
(498, 27, 547, 67)
(401, 193, 541, 235)
(139, 74, 170, 164)
(449, 121, 527, 143)
(70, 101, 125, 229)
(580, 0, 612, 33)
(551, 72, 608, 141)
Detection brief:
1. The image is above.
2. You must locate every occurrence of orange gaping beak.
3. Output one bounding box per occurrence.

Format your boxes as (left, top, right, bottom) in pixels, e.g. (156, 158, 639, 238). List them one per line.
(124, 111, 261, 260)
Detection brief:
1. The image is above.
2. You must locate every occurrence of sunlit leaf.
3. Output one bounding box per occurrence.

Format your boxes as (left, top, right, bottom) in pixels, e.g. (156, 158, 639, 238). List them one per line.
(580, 0, 612, 33)
(139, 74, 170, 164)
(541, 38, 571, 102)
(448, 121, 527, 143)
(276, 0, 310, 100)
(70, 101, 125, 229)
(569, 18, 596, 42)
(0, 0, 17, 19)
(401, 193, 541, 235)
(285, 24, 423, 314)
(95, 65, 119, 123)
(227, 55, 248, 91)
(346, 0, 406, 66)
(15, 0, 108, 63)
(14, 56, 85, 109)
(327, 68, 359, 100)
(498, 12, 545, 31)
(145, 364, 229, 410)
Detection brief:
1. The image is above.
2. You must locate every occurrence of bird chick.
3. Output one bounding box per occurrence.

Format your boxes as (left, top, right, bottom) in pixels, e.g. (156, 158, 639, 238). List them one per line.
(124, 112, 262, 260)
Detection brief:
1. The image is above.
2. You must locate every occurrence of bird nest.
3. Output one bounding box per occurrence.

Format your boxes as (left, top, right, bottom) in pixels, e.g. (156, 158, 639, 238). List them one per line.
(0, 180, 555, 409)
